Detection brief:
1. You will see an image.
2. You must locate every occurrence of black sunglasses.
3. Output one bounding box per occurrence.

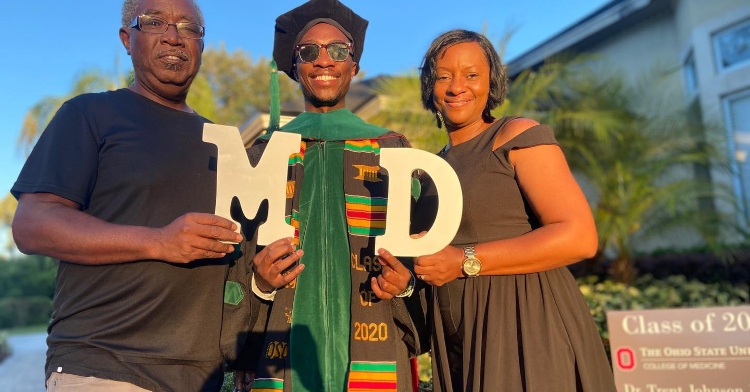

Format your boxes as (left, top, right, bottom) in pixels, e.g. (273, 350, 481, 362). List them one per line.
(295, 42, 352, 63)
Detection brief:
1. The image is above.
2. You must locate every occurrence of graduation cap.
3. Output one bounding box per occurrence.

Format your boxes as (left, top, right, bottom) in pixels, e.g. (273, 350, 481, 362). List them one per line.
(273, 0, 368, 81)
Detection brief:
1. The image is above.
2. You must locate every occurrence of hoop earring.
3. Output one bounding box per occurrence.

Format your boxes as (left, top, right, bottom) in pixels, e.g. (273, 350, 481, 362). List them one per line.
(436, 111, 444, 129)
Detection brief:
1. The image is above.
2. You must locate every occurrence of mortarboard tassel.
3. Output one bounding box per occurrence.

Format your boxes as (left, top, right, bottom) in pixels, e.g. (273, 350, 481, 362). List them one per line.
(268, 59, 281, 132)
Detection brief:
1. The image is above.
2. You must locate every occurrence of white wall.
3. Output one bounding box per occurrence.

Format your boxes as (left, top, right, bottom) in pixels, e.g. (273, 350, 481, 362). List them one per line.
(586, 10, 681, 84)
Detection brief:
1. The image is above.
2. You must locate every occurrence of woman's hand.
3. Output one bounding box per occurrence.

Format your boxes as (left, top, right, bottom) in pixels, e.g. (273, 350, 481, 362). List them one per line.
(414, 245, 464, 286)
(252, 237, 304, 292)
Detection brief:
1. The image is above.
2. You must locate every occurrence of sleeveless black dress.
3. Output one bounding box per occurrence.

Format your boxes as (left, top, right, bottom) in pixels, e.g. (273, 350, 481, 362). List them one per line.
(430, 118, 616, 392)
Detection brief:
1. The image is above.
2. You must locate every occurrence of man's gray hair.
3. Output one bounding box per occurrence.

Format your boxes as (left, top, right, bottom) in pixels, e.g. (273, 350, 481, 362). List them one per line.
(121, 0, 204, 27)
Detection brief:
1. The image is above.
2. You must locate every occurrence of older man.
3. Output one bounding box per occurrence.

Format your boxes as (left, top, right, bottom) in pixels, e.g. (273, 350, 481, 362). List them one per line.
(237, 1, 429, 391)
(11, 0, 245, 390)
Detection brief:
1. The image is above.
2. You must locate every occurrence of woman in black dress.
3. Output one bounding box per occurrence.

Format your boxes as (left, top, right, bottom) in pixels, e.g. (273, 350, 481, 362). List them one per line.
(413, 29, 616, 392)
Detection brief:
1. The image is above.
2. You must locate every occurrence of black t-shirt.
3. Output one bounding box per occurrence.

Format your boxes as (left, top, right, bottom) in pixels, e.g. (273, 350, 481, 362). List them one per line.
(12, 89, 228, 391)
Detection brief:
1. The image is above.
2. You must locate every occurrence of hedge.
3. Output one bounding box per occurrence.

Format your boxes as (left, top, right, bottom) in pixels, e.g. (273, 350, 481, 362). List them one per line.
(0, 297, 53, 329)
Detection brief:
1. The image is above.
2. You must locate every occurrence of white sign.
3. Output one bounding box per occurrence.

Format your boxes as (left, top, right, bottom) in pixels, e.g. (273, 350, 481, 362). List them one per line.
(607, 306, 750, 392)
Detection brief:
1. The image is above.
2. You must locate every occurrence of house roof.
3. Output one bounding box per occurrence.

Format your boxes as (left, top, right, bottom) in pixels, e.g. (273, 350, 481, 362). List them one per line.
(506, 0, 672, 77)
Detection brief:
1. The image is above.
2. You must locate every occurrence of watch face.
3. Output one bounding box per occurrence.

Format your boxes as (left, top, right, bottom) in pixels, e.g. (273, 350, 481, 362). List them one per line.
(462, 257, 482, 276)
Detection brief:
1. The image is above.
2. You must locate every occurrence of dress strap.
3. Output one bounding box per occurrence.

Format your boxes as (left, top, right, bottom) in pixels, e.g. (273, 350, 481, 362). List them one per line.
(487, 116, 523, 145)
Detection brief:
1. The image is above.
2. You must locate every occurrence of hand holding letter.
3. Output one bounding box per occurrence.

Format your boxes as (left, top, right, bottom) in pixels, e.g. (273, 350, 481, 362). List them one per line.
(155, 212, 243, 263)
(414, 245, 464, 286)
(371, 248, 413, 300)
(253, 237, 305, 292)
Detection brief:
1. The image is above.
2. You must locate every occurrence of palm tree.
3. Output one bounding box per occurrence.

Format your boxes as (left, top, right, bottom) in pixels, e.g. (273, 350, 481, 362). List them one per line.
(0, 194, 17, 253)
(369, 74, 448, 153)
(18, 66, 132, 153)
(548, 67, 740, 283)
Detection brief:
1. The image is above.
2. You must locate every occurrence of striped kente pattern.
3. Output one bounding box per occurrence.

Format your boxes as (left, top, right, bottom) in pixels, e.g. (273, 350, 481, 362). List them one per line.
(345, 139, 380, 154)
(284, 209, 300, 247)
(345, 195, 387, 236)
(347, 361, 397, 392)
(250, 378, 283, 392)
(286, 142, 305, 248)
(288, 142, 306, 165)
(345, 139, 386, 237)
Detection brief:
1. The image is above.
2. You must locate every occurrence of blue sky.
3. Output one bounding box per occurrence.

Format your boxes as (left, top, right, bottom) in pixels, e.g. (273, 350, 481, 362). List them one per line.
(0, 0, 610, 201)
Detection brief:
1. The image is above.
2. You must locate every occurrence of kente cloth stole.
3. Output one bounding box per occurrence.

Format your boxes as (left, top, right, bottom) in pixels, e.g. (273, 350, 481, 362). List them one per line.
(251, 135, 408, 392)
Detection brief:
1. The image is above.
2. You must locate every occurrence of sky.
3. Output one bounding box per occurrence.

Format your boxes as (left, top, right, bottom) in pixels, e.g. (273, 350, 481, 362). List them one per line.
(0, 0, 611, 203)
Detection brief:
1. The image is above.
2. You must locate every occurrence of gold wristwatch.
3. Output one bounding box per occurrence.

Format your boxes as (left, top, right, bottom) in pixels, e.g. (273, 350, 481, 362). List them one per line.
(461, 246, 482, 277)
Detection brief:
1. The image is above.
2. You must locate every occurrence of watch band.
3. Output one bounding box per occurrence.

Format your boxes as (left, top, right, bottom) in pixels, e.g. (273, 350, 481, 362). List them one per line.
(462, 246, 481, 277)
(395, 271, 416, 298)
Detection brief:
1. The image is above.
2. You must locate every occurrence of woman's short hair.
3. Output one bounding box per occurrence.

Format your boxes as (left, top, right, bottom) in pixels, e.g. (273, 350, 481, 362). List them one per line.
(420, 29, 507, 124)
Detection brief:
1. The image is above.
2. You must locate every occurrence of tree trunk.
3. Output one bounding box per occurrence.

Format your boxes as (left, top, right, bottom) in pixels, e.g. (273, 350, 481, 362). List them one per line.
(609, 255, 636, 284)
(575, 249, 606, 277)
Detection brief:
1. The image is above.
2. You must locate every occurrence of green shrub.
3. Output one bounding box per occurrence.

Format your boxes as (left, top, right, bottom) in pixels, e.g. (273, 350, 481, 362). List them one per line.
(0, 255, 57, 299)
(221, 372, 234, 392)
(578, 274, 749, 358)
(0, 332, 11, 364)
(0, 296, 53, 329)
(418, 351, 433, 390)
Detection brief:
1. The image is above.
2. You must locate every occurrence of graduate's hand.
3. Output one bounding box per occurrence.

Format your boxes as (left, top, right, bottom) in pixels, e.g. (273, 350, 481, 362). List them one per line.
(253, 237, 304, 292)
(414, 245, 464, 286)
(233, 370, 253, 391)
(371, 248, 412, 300)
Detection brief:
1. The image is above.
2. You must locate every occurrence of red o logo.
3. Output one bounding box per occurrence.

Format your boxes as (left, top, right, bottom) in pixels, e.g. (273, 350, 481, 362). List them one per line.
(616, 347, 635, 371)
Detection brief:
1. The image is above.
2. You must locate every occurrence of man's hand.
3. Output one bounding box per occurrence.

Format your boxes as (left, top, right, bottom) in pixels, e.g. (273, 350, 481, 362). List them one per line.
(371, 248, 412, 300)
(253, 237, 304, 292)
(153, 212, 243, 263)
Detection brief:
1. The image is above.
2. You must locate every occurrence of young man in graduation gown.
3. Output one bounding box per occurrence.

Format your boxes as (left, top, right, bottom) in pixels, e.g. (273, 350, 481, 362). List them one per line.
(234, 1, 429, 391)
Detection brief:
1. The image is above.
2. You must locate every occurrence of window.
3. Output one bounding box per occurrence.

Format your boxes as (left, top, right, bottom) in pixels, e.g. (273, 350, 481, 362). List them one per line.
(723, 89, 750, 222)
(683, 50, 698, 95)
(713, 18, 750, 72)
